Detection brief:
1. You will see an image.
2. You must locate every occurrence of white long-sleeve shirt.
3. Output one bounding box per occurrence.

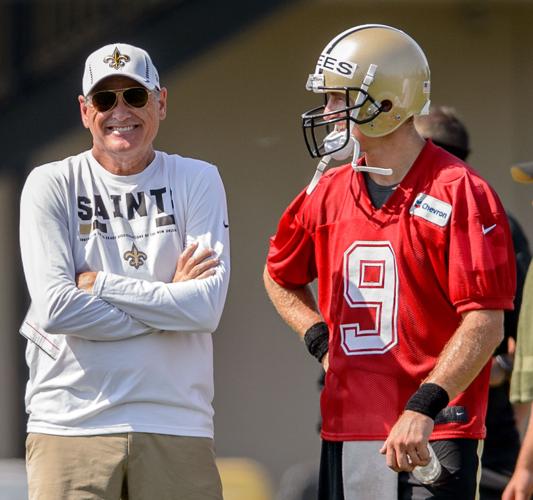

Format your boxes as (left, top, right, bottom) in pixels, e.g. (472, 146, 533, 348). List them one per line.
(19, 150, 230, 437)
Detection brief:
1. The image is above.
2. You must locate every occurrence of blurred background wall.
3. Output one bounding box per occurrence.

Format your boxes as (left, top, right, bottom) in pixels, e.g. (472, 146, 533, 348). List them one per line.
(2, 0, 533, 495)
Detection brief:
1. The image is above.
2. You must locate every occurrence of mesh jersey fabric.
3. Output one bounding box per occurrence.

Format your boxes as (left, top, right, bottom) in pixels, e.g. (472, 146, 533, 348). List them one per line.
(267, 140, 515, 441)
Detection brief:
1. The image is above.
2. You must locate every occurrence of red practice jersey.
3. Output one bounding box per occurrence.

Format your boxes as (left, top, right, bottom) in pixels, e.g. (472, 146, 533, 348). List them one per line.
(267, 141, 516, 441)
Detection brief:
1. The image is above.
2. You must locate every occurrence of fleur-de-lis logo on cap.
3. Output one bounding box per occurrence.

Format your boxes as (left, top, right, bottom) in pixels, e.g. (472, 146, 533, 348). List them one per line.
(104, 47, 130, 70)
(123, 243, 147, 269)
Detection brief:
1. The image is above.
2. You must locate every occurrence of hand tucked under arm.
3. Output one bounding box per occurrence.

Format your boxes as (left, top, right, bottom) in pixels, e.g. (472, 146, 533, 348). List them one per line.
(76, 271, 98, 293)
(172, 242, 219, 282)
(91, 242, 228, 333)
(75, 242, 219, 294)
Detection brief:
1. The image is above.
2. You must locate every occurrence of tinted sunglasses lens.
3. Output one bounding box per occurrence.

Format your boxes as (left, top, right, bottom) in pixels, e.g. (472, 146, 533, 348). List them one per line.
(91, 91, 117, 112)
(123, 88, 149, 108)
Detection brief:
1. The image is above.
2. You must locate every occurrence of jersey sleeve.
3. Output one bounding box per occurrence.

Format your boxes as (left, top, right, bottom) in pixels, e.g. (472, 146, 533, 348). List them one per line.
(266, 190, 317, 288)
(447, 178, 516, 314)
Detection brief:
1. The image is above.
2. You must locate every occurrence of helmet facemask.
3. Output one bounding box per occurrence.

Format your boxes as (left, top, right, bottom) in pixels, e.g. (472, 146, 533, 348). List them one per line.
(302, 86, 384, 160)
(302, 25, 430, 194)
(304, 62, 393, 194)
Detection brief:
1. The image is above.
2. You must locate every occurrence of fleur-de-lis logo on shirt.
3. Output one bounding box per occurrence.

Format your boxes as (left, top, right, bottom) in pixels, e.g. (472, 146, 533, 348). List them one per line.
(123, 243, 147, 269)
(104, 47, 130, 70)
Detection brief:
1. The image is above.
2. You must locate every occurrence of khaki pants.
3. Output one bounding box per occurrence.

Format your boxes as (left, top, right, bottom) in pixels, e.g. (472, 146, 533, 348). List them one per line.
(26, 432, 223, 500)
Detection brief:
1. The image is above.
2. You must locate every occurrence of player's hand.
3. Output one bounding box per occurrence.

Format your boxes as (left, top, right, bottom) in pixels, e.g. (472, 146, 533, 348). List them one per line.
(503, 468, 533, 500)
(321, 352, 329, 372)
(172, 242, 219, 282)
(379, 410, 434, 472)
(76, 271, 98, 293)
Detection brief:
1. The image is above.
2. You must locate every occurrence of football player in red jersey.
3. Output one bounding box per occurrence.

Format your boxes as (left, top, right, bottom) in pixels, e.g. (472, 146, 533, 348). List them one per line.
(264, 24, 516, 499)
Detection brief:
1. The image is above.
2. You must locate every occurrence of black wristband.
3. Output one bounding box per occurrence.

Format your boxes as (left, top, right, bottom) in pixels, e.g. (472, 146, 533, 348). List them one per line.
(405, 383, 450, 420)
(304, 322, 329, 362)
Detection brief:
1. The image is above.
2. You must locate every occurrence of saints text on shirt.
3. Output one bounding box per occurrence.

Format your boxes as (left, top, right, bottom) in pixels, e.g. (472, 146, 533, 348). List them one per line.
(77, 187, 176, 233)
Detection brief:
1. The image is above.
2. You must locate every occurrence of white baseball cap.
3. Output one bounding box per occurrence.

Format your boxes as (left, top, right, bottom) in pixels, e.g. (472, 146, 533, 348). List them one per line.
(82, 43, 160, 96)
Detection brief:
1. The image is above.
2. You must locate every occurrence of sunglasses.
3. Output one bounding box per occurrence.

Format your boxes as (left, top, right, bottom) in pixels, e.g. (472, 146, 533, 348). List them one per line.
(87, 87, 152, 112)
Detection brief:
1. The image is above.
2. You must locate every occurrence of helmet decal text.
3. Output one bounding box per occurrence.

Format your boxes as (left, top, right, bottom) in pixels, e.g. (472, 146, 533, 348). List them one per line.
(316, 53, 357, 78)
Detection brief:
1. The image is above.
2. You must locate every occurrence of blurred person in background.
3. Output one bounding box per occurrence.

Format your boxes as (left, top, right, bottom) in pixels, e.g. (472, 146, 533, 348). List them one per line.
(415, 106, 531, 500)
(19, 43, 230, 500)
(503, 162, 533, 500)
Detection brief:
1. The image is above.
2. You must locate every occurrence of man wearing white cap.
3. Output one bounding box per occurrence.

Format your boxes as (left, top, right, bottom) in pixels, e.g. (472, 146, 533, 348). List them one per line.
(19, 43, 229, 499)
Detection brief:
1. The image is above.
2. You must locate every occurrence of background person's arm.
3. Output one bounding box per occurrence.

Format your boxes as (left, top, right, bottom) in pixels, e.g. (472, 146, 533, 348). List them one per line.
(503, 409, 533, 500)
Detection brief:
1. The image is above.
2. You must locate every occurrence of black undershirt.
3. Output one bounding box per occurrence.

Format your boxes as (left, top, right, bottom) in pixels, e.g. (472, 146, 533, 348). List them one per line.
(363, 172, 398, 208)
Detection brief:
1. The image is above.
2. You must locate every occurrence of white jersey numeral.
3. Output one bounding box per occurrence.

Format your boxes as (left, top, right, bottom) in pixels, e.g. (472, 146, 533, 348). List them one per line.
(340, 241, 398, 355)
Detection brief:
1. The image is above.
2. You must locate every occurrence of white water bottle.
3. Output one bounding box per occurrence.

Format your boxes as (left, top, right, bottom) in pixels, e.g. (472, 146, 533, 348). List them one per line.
(412, 443, 442, 484)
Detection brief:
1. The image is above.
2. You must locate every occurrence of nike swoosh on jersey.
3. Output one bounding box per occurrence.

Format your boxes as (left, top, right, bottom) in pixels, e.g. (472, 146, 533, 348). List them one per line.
(482, 223, 497, 235)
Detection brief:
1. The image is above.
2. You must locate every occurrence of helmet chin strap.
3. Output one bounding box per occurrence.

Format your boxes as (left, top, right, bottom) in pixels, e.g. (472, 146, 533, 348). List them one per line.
(306, 135, 392, 195)
(352, 142, 393, 176)
(306, 154, 331, 195)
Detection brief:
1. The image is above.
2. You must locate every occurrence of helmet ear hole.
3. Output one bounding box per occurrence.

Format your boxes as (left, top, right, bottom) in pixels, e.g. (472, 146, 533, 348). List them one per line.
(381, 100, 393, 112)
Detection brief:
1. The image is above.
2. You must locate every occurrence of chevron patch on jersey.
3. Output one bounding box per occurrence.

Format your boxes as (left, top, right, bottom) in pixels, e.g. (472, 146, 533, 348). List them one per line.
(410, 193, 452, 227)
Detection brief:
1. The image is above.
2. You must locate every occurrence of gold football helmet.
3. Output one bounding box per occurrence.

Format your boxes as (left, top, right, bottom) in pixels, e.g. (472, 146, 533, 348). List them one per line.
(302, 24, 431, 159)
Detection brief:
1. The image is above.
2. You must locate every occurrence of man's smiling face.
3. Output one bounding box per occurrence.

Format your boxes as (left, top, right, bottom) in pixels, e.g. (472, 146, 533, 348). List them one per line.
(79, 75, 167, 173)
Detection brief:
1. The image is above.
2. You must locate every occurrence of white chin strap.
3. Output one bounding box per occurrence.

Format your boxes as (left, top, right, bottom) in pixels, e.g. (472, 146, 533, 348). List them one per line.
(347, 134, 392, 176)
(306, 129, 392, 194)
(353, 163, 393, 176)
(306, 155, 331, 195)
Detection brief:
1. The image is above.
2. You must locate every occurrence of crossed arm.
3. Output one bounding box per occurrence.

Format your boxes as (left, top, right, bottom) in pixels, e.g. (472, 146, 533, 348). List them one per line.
(23, 215, 223, 341)
(20, 205, 156, 341)
(20, 164, 229, 341)
(75, 242, 224, 333)
(77, 243, 217, 290)
(263, 266, 503, 471)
